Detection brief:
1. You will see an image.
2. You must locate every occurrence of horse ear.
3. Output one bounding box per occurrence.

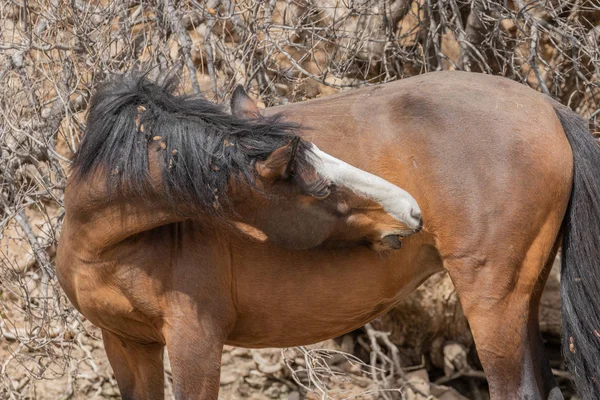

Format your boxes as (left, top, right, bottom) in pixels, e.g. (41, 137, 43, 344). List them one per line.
(231, 85, 261, 119)
(256, 138, 301, 181)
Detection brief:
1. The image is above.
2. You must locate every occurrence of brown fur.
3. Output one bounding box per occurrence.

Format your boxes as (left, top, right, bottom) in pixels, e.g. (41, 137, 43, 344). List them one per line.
(57, 71, 573, 399)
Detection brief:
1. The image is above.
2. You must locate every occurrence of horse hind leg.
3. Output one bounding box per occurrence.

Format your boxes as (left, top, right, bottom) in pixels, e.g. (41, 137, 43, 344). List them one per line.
(519, 236, 563, 400)
(102, 329, 165, 400)
(443, 219, 564, 400)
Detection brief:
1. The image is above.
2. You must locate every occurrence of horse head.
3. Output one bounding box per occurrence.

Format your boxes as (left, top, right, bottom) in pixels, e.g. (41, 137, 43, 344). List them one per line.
(70, 75, 421, 252)
(230, 86, 422, 251)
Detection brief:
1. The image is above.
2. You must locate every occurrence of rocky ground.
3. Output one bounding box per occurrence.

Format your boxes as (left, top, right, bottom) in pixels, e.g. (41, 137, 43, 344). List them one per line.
(0, 331, 477, 400)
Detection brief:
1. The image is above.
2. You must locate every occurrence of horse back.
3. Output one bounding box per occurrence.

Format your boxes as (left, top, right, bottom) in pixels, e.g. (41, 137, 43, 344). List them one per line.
(267, 71, 573, 260)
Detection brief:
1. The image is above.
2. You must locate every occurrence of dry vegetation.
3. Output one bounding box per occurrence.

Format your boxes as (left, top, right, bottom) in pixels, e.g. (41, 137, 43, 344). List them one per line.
(1, 0, 599, 398)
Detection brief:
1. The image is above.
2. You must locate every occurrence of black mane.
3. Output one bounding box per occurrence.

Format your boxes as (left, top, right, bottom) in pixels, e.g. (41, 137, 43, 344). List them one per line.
(72, 73, 313, 212)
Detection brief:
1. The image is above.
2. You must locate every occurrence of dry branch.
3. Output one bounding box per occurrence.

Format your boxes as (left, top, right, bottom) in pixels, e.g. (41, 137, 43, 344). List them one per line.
(1, 0, 599, 398)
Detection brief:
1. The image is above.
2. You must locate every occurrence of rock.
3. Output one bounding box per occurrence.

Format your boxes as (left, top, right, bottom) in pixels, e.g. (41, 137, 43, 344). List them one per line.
(245, 370, 267, 388)
(287, 391, 300, 400)
(219, 370, 238, 386)
(340, 334, 355, 354)
(443, 342, 469, 377)
(403, 369, 431, 399)
(431, 384, 470, 400)
(263, 382, 289, 398)
(252, 349, 283, 374)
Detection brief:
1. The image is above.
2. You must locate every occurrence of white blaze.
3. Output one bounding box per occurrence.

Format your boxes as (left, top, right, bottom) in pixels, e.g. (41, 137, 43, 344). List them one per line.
(310, 145, 422, 229)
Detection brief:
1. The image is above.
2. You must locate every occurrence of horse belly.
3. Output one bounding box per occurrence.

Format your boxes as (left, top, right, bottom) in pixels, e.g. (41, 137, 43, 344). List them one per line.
(226, 281, 422, 348)
(225, 240, 441, 348)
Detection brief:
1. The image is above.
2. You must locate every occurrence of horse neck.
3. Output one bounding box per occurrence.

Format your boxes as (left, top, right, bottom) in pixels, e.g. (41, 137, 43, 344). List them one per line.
(64, 154, 266, 260)
(65, 150, 214, 258)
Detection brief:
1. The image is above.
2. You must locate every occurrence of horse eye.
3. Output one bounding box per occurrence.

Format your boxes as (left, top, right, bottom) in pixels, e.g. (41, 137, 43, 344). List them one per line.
(312, 190, 331, 200)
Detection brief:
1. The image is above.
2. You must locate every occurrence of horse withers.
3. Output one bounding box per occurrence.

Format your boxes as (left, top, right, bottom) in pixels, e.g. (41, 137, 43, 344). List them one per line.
(57, 71, 600, 400)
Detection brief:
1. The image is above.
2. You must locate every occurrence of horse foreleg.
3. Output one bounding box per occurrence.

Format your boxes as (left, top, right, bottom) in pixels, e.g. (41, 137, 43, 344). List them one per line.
(163, 315, 230, 400)
(445, 233, 563, 400)
(102, 329, 165, 400)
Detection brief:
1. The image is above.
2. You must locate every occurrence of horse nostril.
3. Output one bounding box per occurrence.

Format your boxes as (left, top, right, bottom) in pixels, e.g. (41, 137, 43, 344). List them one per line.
(414, 220, 423, 233)
(410, 209, 423, 231)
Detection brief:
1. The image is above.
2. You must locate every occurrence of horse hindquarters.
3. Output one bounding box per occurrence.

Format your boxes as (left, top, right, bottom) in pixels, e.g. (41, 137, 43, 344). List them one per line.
(437, 107, 573, 399)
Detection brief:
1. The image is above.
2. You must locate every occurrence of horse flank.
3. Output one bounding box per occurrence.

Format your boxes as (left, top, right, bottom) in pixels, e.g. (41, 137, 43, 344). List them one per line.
(71, 74, 318, 212)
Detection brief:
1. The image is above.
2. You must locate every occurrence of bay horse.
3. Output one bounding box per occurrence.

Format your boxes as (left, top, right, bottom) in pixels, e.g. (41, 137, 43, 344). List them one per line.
(56, 71, 600, 400)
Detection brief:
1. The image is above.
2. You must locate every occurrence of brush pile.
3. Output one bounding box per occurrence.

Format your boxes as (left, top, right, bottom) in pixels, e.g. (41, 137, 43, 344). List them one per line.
(1, 1, 597, 398)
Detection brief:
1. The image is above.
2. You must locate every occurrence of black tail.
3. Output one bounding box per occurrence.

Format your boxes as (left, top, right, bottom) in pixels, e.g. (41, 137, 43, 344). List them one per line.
(555, 104, 600, 399)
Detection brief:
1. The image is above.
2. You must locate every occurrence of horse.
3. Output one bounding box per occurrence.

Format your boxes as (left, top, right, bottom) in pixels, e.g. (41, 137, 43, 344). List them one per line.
(56, 70, 600, 400)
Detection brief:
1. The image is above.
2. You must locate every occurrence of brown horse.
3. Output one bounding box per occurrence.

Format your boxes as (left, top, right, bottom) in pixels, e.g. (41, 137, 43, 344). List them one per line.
(56, 71, 600, 400)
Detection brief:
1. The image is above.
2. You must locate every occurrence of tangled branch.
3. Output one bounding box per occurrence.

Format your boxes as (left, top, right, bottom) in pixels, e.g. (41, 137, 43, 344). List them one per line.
(1, 0, 599, 397)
